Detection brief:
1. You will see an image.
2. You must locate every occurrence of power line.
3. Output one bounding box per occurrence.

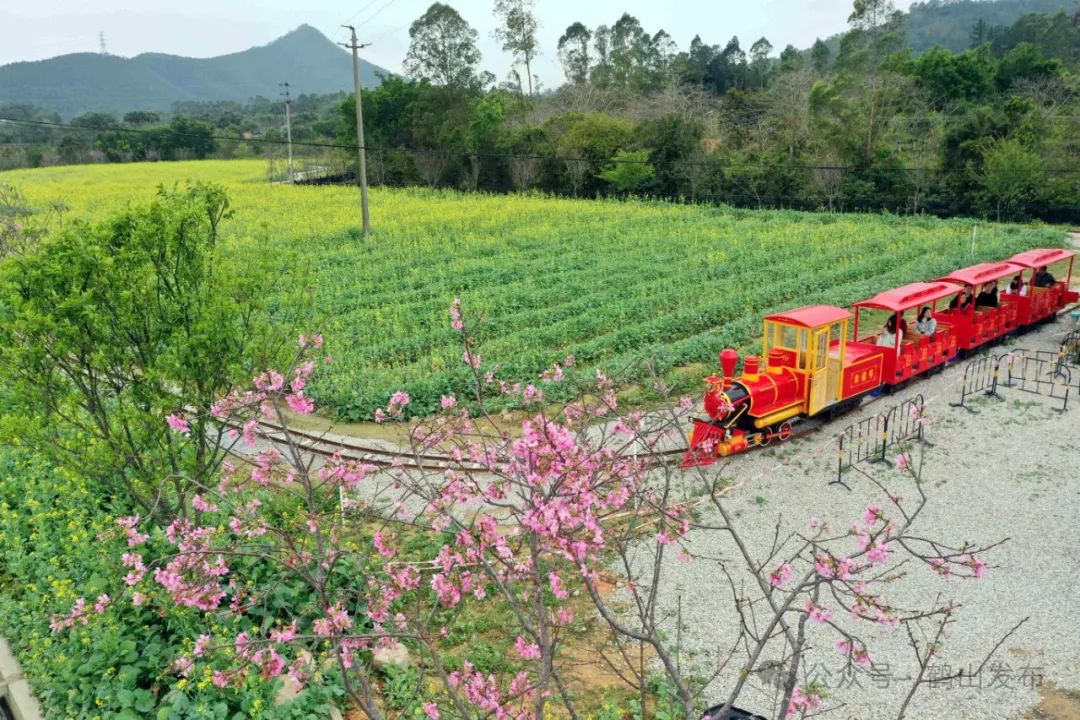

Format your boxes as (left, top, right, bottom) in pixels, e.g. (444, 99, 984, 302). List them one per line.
(369, 18, 413, 44)
(341, 0, 382, 29)
(359, 0, 401, 26)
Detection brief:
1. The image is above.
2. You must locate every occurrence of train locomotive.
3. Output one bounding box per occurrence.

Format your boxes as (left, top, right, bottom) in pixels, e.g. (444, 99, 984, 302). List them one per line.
(682, 248, 1078, 467)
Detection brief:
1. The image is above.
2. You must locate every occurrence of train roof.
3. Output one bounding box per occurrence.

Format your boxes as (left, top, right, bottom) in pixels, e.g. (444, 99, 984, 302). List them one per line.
(937, 261, 1026, 286)
(854, 281, 964, 313)
(1008, 248, 1076, 269)
(764, 305, 852, 328)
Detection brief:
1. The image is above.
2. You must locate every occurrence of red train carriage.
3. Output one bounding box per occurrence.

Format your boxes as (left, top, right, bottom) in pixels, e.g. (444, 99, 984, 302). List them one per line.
(851, 282, 962, 385)
(682, 249, 1078, 466)
(935, 262, 1025, 351)
(1006, 248, 1078, 327)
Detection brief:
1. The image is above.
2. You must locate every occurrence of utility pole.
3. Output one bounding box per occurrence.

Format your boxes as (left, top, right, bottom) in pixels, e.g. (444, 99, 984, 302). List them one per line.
(279, 81, 294, 182)
(340, 25, 371, 238)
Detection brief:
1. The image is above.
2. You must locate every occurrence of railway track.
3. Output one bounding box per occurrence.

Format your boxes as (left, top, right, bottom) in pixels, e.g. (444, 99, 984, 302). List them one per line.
(223, 415, 821, 476)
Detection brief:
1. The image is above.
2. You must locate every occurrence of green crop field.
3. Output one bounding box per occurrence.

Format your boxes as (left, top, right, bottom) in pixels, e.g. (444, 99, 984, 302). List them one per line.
(4, 159, 1065, 420)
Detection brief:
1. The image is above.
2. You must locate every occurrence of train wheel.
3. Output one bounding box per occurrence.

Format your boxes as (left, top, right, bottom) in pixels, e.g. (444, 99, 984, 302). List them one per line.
(759, 429, 772, 447)
(777, 421, 793, 442)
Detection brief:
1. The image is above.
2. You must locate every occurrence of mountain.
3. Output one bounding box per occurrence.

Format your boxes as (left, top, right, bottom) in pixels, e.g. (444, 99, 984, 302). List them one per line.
(0, 25, 389, 119)
(905, 0, 1074, 53)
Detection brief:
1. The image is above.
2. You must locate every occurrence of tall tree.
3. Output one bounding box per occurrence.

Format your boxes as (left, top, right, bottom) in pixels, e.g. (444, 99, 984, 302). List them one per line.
(405, 3, 485, 90)
(811, 38, 831, 73)
(493, 0, 540, 95)
(610, 13, 650, 90)
(750, 37, 774, 87)
(970, 18, 990, 47)
(557, 22, 592, 85)
(779, 44, 804, 73)
(847, 0, 897, 33)
(591, 25, 613, 87)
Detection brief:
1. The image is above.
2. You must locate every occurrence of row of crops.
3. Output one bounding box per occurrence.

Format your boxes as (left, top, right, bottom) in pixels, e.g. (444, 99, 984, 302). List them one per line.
(7, 160, 1065, 421)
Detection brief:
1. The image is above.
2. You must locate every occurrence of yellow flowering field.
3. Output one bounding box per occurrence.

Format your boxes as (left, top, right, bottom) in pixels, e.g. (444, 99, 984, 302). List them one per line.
(4, 159, 1064, 419)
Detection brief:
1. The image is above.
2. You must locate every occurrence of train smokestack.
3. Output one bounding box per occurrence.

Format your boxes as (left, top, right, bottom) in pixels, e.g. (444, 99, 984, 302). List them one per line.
(719, 348, 739, 385)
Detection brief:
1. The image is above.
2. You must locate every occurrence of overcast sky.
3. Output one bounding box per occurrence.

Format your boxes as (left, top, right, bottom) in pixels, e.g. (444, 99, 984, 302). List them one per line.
(1, 0, 917, 88)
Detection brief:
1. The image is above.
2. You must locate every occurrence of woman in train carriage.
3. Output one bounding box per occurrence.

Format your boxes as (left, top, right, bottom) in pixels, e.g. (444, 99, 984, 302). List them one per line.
(876, 315, 903, 353)
(949, 287, 973, 310)
(1006, 273, 1028, 297)
(914, 306, 937, 338)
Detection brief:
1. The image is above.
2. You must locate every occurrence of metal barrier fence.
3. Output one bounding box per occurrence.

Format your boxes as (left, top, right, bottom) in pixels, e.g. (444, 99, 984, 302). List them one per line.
(997, 350, 1072, 412)
(949, 354, 1003, 411)
(1060, 328, 1080, 367)
(950, 348, 1075, 413)
(834, 394, 925, 486)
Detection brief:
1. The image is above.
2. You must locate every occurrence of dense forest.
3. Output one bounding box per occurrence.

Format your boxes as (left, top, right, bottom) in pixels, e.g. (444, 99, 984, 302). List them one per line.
(2, 0, 1079, 222)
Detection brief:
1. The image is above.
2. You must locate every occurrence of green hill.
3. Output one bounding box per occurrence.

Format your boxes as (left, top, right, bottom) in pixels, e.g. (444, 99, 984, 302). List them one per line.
(0, 25, 388, 119)
(906, 0, 1074, 53)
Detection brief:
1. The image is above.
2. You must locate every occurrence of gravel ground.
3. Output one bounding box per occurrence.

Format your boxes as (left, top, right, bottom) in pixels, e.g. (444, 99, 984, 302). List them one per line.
(621, 318, 1080, 720)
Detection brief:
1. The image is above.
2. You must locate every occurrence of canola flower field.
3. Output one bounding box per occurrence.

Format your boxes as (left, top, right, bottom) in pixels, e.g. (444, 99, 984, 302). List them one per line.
(4, 159, 1065, 420)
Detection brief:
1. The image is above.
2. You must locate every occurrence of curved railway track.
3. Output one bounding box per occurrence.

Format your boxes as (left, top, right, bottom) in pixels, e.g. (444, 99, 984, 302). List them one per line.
(223, 416, 821, 475)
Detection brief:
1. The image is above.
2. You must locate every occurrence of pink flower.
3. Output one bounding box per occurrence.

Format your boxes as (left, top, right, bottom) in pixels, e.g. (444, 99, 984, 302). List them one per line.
(548, 571, 569, 600)
(241, 419, 258, 447)
(769, 562, 794, 587)
(424, 704, 441, 720)
(866, 542, 891, 565)
(254, 370, 285, 392)
(194, 634, 211, 657)
(463, 351, 482, 369)
(805, 599, 833, 624)
(894, 452, 912, 471)
(786, 686, 823, 718)
(967, 554, 987, 578)
(166, 414, 191, 434)
(286, 392, 315, 414)
(192, 494, 218, 513)
(450, 298, 464, 331)
(863, 503, 881, 527)
(515, 636, 542, 660)
(440, 395, 457, 409)
(373, 531, 397, 559)
(374, 408, 386, 423)
(270, 621, 298, 644)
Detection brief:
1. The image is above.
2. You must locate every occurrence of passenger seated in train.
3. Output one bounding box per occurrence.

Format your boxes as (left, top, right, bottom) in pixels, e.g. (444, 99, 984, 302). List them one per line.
(1034, 266, 1057, 288)
(949, 288, 973, 310)
(913, 306, 936, 338)
(876, 315, 902, 352)
(975, 282, 998, 308)
(1006, 274, 1028, 296)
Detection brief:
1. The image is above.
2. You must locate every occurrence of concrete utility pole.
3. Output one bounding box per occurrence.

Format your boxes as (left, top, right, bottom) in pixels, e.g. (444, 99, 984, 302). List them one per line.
(280, 81, 294, 182)
(340, 25, 371, 238)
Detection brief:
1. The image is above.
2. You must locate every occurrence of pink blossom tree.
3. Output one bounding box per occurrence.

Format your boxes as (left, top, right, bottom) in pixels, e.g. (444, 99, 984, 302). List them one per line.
(52, 301, 1024, 720)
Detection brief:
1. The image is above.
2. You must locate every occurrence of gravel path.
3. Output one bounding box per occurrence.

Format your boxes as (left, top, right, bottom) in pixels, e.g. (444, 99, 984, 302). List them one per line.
(623, 319, 1080, 720)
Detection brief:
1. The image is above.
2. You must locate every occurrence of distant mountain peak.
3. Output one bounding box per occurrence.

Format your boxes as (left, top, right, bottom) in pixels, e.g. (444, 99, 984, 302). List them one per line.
(0, 25, 387, 118)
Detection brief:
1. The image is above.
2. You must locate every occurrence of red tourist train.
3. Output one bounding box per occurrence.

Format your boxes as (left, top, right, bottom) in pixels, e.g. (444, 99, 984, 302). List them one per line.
(682, 248, 1078, 465)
